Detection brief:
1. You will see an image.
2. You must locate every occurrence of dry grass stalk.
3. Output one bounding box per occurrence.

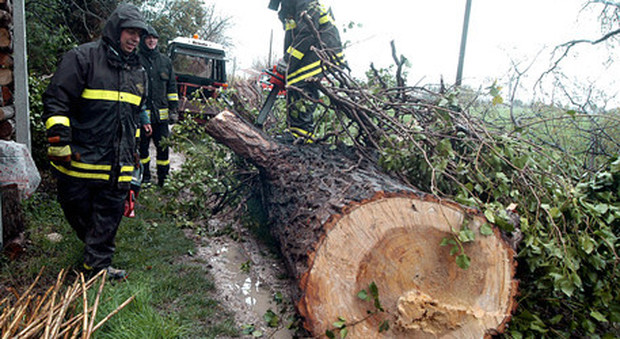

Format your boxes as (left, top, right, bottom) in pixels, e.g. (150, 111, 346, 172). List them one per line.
(0, 268, 134, 338)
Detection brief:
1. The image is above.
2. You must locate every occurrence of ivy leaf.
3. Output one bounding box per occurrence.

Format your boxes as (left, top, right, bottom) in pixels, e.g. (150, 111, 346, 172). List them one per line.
(480, 223, 493, 236)
(357, 289, 369, 301)
(340, 328, 349, 338)
(484, 209, 496, 223)
(326, 330, 335, 339)
(379, 320, 390, 332)
(456, 254, 471, 269)
(458, 228, 476, 243)
(440, 237, 456, 246)
(590, 310, 608, 322)
(333, 317, 346, 329)
(369, 282, 379, 299)
(263, 309, 279, 327)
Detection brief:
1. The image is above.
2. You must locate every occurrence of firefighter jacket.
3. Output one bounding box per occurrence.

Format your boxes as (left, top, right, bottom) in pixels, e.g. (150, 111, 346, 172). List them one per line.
(138, 36, 178, 124)
(42, 4, 147, 188)
(275, 0, 344, 86)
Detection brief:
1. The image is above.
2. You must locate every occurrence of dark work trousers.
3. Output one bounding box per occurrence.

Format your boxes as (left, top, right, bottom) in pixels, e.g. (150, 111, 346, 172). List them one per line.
(139, 122, 170, 186)
(56, 177, 126, 270)
(287, 81, 319, 133)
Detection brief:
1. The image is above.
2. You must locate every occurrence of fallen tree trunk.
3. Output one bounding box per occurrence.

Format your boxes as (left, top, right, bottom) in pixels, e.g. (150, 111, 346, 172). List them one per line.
(205, 110, 518, 338)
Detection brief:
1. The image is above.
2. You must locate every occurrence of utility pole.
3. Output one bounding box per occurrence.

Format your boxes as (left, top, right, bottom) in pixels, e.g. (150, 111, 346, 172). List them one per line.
(268, 29, 273, 67)
(455, 0, 472, 87)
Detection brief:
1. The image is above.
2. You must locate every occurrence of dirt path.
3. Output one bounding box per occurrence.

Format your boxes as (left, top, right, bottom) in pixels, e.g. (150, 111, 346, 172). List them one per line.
(164, 145, 298, 338)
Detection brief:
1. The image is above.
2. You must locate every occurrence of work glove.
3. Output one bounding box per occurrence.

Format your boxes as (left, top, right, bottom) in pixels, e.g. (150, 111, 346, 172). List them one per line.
(123, 190, 136, 218)
(47, 144, 72, 164)
(168, 109, 179, 125)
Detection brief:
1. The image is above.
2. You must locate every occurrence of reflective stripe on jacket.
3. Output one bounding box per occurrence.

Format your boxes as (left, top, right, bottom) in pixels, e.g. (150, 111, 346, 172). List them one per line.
(280, 0, 344, 85)
(138, 47, 178, 124)
(43, 9, 147, 186)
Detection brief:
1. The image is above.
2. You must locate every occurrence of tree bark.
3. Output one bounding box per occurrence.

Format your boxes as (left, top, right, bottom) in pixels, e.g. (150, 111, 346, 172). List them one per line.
(205, 110, 518, 338)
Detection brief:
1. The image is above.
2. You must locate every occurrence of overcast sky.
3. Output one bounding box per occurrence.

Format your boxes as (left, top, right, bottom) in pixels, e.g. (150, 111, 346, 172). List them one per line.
(206, 0, 619, 106)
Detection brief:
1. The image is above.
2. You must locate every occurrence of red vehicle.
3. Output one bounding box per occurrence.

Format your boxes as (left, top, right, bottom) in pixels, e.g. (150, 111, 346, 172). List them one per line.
(168, 36, 228, 120)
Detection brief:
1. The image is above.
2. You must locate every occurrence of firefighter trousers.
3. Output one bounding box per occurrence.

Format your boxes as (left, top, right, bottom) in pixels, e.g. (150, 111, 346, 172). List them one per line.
(56, 177, 126, 270)
(287, 81, 319, 133)
(139, 122, 170, 186)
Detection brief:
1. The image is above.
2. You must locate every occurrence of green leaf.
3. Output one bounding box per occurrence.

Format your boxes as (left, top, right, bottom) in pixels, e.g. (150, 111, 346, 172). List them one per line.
(456, 254, 471, 269)
(379, 320, 390, 332)
(263, 309, 280, 327)
(590, 310, 608, 322)
(480, 223, 493, 236)
(484, 209, 496, 223)
(458, 228, 476, 243)
(440, 237, 456, 246)
(326, 330, 335, 339)
(369, 282, 379, 299)
(340, 328, 349, 338)
(579, 236, 595, 254)
(559, 278, 575, 297)
(357, 289, 369, 301)
(450, 246, 460, 256)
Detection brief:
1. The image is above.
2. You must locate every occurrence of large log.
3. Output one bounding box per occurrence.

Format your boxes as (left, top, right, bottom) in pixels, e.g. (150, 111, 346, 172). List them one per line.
(205, 110, 518, 338)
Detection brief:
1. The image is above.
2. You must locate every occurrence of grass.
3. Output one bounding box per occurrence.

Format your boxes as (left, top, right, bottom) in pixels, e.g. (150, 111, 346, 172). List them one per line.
(0, 184, 238, 338)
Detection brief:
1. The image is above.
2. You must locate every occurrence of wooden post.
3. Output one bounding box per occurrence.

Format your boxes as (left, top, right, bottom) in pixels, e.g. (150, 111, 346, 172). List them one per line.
(14, 0, 30, 150)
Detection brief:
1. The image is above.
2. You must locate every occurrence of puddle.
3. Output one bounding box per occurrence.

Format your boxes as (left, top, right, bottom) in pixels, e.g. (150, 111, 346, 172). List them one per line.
(195, 235, 296, 338)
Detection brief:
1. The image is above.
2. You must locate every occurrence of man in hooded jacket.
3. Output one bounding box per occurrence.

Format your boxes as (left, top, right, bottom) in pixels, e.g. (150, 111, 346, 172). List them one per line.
(138, 25, 179, 187)
(268, 0, 344, 142)
(42, 3, 148, 279)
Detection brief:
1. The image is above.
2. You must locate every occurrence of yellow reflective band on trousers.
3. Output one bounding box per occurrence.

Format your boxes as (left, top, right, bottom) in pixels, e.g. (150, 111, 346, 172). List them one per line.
(289, 127, 315, 143)
(167, 93, 179, 101)
(287, 46, 304, 60)
(140, 156, 151, 164)
(45, 116, 70, 130)
(287, 52, 344, 85)
(156, 159, 170, 166)
(81, 89, 142, 106)
(51, 162, 110, 180)
(135, 129, 140, 138)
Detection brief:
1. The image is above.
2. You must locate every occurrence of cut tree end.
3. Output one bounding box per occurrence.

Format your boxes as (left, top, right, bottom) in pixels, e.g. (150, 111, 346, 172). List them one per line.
(298, 193, 517, 338)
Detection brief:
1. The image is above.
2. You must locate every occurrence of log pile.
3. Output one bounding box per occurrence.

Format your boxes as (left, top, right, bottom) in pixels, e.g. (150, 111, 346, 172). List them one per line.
(205, 110, 518, 338)
(0, 0, 21, 252)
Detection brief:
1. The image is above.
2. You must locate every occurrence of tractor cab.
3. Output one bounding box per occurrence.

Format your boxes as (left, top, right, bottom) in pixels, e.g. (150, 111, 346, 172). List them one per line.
(168, 36, 228, 117)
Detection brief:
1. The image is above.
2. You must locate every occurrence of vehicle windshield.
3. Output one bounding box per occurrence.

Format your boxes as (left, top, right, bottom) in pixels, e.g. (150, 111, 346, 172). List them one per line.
(173, 53, 214, 78)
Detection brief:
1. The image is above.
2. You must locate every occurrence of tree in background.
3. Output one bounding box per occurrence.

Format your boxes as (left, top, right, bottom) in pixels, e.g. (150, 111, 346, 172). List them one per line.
(25, 0, 231, 75)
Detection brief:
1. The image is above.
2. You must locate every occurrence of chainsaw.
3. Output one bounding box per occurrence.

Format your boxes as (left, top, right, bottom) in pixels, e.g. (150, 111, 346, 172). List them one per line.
(256, 61, 287, 127)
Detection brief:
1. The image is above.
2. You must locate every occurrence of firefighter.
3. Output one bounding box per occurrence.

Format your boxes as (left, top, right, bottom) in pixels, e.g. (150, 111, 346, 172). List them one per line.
(42, 4, 148, 280)
(268, 0, 344, 142)
(138, 25, 179, 187)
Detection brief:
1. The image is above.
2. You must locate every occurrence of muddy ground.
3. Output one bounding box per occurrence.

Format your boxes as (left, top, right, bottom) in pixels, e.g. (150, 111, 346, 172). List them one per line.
(164, 145, 299, 338)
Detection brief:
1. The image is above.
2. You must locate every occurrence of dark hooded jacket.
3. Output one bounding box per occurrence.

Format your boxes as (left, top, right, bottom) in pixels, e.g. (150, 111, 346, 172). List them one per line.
(270, 0, 344, 85)
(138, 26, 178, 124)
(43, 4, 148, 188)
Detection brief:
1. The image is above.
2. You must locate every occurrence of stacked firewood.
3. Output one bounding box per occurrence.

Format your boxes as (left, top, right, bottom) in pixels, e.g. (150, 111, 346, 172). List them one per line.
(0, 0, 13, 140)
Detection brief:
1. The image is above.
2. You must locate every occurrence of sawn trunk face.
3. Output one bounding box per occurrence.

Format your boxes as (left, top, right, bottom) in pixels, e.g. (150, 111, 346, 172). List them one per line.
(205, 111, 518, 338)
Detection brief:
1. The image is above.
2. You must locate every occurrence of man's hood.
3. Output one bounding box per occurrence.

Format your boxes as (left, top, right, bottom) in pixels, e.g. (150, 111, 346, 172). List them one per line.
(102, 3, 146, 52)
(139, 25, 159, 56)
